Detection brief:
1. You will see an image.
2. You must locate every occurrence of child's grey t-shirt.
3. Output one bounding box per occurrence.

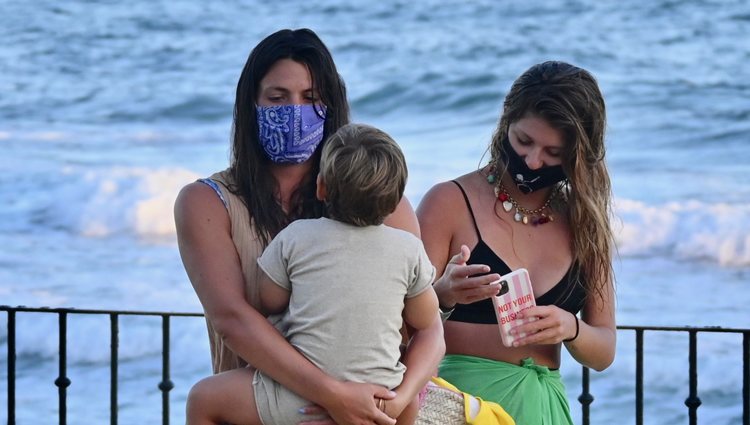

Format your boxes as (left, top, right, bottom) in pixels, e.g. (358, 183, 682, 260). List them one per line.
(257, 217, 435, 389)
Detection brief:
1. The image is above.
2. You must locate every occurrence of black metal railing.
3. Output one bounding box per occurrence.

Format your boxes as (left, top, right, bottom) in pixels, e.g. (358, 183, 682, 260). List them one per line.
(2, 305, 749, 425)
(608, 325, 750, 425)
(1, 306, 203, 425)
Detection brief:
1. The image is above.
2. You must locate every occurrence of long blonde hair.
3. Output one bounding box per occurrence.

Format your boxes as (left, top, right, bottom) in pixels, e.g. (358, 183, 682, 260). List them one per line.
(489, 61, 614, 303)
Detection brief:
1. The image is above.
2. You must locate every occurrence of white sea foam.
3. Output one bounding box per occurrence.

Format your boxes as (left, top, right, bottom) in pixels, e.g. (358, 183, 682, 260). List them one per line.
(28, 131, 69, 141)
(614, 198, 750, 267)
(12, 166, 750, 267)
(39, 166, 201, 239)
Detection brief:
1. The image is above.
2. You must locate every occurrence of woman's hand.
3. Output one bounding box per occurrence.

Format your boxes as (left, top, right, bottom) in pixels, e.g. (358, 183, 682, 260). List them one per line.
(510, 305, 577, 346)
(298, 381, 397, 425)
(433, 245, 502, 308)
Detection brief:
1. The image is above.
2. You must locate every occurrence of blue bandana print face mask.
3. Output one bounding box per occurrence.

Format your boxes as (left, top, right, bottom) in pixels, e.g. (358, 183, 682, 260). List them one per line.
(501, 136, 567, 193)
(256, 104, 327, 164)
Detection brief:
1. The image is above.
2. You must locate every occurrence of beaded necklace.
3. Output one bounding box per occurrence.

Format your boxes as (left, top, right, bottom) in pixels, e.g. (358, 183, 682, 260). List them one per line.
(487, 170, 559, 226)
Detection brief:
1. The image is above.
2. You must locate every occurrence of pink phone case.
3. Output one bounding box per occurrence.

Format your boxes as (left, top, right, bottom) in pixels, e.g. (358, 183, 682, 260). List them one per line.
(491, 268, 537, 347)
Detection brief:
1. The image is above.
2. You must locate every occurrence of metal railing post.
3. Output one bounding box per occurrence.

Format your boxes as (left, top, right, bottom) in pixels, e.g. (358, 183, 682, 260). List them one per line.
(54, 311, 71, 425)
(158, 315, 174, 425)
(7, 308, 16, 425)
(743, 331, 749, 425)
(684, 330, 701, 425)
(110, 313, 119, 425)
(578, 366, 593, 425)
(635, 329, 643, 425)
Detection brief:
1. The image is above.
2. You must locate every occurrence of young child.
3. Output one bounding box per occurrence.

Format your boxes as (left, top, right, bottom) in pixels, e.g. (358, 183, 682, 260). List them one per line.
(186, 123, 440, 425)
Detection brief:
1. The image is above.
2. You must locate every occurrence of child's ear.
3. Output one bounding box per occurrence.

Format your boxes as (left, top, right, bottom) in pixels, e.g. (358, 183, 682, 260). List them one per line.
(316, 174, 327, 201)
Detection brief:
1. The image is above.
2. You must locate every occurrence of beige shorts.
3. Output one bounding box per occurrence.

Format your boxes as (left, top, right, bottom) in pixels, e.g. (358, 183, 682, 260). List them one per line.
(253, 369, 327, 425)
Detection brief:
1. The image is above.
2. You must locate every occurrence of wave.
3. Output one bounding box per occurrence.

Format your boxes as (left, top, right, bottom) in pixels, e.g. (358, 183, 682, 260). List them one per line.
(5, 165, 750, 267)
(613, 198, 750, 267)
(5, 166, 200, 239)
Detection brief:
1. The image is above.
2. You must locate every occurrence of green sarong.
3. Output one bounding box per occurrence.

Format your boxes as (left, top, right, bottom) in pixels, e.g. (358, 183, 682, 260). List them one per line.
(439, 354, 573, 425)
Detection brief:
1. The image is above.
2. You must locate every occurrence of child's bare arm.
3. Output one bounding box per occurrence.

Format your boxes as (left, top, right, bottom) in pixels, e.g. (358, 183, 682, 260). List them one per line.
(388, 392, 420, 425)
(376, 289, 441, 425)
(258, 270, 291, 315)
(403, 287, 439, 331)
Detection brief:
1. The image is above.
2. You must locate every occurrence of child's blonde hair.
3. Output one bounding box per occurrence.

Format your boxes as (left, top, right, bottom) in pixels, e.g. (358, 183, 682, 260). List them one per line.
(320, 123, 407, 226)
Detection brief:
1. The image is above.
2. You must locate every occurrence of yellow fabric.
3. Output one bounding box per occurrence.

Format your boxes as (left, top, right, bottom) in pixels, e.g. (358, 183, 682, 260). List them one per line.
(429, 377, 515, 425)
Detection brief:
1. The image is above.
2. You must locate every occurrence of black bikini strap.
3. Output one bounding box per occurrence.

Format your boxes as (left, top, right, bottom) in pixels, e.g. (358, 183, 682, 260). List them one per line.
(451, 180, 482, 240)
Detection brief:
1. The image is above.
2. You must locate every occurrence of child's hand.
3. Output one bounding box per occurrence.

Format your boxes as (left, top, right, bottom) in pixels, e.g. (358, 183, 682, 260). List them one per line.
(383, 390, 419, 424)
(381, 394, 405, 418)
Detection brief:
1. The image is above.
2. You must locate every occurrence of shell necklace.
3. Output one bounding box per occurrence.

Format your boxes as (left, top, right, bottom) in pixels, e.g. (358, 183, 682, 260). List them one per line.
(487, 170, 559, 226)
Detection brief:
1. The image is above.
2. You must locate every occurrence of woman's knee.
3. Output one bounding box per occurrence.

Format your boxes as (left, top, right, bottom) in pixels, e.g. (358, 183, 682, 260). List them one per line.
(187, 369, 257, 424)
(186, 376, 218, 417)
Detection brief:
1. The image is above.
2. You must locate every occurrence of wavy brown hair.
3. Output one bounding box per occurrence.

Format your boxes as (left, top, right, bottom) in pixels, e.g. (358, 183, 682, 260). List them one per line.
(229, 28, 349, 247)
(489, 61, 614, 303)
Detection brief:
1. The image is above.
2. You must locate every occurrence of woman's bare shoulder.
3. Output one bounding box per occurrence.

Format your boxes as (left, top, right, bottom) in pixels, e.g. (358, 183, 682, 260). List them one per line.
(418, 171, 479, 212)
(174, 180, 230, 230)
(385, 196, 420, 237)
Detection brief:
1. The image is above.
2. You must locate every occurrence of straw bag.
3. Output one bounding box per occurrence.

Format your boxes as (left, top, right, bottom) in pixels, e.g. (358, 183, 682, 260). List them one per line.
(414, 377, 515, 425)
(414, 380, 466, 425)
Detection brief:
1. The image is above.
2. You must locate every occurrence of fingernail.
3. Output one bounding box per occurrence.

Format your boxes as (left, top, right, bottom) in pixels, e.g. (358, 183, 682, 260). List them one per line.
(298, 407, 307, 414)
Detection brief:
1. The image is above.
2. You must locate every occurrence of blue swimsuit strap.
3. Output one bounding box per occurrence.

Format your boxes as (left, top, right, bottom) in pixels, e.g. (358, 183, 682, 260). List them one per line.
(198, 178, 229, 210)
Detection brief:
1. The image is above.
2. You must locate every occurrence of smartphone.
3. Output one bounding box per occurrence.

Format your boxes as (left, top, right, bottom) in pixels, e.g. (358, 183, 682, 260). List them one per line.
(491, 268, 537, 347)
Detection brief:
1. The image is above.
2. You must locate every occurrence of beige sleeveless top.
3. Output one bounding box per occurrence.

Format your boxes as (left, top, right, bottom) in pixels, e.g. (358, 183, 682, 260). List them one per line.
(203, 169, 281, 373)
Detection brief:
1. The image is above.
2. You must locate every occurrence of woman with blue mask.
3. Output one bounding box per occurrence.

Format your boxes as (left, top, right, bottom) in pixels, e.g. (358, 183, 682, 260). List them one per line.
(174, 29, 444, 425)
(418, 61, 617, 424)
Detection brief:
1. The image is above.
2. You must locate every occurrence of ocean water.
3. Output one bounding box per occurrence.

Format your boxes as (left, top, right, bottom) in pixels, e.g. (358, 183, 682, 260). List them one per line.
(1, 0, 749, 424)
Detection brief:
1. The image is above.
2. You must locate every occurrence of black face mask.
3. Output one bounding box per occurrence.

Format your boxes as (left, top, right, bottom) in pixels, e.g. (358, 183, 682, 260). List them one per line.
(500, 137, 567, 194)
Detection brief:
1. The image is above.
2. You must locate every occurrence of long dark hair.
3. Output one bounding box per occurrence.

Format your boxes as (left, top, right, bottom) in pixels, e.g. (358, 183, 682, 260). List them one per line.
(490, 61, 614, 303)
(229, 28, 350, 246)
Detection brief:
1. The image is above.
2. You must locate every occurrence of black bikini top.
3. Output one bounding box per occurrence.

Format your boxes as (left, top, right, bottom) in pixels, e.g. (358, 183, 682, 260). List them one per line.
(447, 181, 586, 324)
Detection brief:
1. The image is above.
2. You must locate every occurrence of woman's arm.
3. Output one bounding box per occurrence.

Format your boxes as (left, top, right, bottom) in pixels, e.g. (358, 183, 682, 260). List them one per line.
(384, 196, 420, 237)
(511, 279, 616, 371)
(175, 182, 396, 425)
(564, 278, 616, 371)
